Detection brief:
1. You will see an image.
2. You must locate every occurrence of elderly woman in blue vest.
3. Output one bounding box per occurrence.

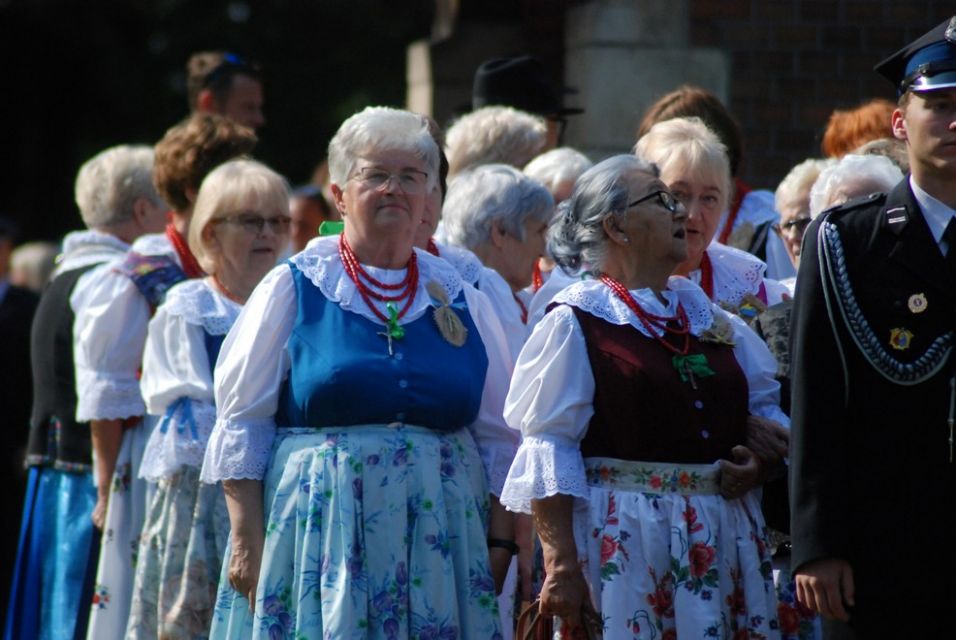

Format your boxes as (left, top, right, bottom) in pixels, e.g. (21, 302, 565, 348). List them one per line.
(201, 107, 518, 639)
(4, 145, 167, 640)
(440, 164, 554, 362)
(126, 160, 290, 639)
(500, 155, 788, 639)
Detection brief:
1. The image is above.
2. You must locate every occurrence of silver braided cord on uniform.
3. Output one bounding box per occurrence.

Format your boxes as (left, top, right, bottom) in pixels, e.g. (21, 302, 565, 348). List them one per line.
(819, 218, 954, 386)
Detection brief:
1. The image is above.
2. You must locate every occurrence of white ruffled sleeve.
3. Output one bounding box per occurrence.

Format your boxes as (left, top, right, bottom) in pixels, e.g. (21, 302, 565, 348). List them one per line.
(462, 284, 519, 496)
(73, 263, 150, 422)
(138, 299, 217, 481)
(726, 308, 791, 428)
(200, 265, 296, 483)
(500, 305, 595, 514)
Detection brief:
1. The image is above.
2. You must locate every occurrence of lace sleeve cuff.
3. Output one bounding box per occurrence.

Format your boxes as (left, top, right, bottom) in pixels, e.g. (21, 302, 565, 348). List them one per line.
(75, 375, 145, 422)
(499, 435, 589, 514)
(139, 400, 217, 482)
(200, 417, 277, 483)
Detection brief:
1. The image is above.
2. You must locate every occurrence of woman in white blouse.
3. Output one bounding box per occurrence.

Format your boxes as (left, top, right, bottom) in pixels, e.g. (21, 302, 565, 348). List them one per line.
(126, 160, 290, 639)
(200, 107, 518, 639)
(500, 155, 788, 639)
(635, 117, 790, 319)
(440, 164, 554, 362)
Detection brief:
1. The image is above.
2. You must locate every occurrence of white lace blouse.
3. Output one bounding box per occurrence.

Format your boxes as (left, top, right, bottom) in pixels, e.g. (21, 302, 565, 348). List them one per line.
(432, 240, 483, 285)
(138, 279, 241, 482)
(499, 277, 789, 514)
(73, 233, 180, 422)
(687, 241, 791, 309)
(474, 266, 530, 364)
(200, 236, 519, 495)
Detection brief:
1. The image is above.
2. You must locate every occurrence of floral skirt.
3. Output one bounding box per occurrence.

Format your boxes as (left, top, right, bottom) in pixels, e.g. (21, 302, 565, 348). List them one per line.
(575, 458, 780, 640)
(127, 466, 230, 639)
(5, 467, 96, 640)
(85, 419, 151, 640)
(209, 425, 503, 640)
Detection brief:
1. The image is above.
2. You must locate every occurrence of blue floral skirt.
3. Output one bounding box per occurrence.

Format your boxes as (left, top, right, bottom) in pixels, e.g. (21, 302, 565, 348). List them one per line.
(209, 425, 503, 640)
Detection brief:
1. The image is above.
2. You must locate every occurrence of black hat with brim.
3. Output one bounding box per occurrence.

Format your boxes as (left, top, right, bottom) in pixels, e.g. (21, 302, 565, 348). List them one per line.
(472, 55, 584, 117)
(875, 16, 956, 95)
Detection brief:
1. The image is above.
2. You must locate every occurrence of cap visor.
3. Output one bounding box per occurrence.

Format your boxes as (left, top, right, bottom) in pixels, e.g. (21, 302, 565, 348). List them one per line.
(910, 70, 956, 92)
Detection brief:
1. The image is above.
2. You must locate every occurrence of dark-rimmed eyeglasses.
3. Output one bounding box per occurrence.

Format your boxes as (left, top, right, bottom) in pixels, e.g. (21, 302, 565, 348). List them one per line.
(628, 190, 679, 213)
(772, 216, 811, 236)
(215, 213, 291, 235)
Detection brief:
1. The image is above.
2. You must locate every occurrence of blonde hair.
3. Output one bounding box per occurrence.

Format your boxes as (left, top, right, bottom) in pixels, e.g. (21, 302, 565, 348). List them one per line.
(634, 116, 733, 211)
(188, 159, 290, 274)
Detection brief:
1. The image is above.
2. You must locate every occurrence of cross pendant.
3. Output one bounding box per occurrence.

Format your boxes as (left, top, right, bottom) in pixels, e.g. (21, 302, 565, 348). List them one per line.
(683, 360, 698, 390)
(377, 330, 394, 356)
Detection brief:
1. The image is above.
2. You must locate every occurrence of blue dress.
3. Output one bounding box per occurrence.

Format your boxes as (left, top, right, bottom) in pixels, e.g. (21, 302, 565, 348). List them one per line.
(209, 260, 504, 639)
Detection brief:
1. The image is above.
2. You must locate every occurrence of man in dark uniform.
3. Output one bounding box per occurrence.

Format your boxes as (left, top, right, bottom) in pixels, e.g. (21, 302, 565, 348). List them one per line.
(790, 17, 956, 639)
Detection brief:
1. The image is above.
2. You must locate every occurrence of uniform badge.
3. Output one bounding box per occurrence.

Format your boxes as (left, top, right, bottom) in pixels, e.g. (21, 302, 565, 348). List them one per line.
(889, 327, 914, 351)
(907, 293, 928, 314)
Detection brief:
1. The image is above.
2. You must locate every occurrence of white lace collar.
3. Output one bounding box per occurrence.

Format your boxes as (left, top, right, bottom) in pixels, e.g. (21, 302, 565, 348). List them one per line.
(130, 232, 180, 264)
(432, 240, 482, 285)
(290, 235, 463, 326)
(162, 279, 242, 336)
(688, 241, 767, 306)
(552, 276, 714, 337)
(54, 230, 130, 276)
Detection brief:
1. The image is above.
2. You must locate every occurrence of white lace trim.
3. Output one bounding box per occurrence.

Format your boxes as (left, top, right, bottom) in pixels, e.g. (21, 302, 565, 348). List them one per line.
(163, 279, 242, 336)
(551, 277, 714, 337)
(75, 375, 144, 422)
(130, 232, 180, 263)
(54, 230, 130, 276)
(139, 400, 217, 481)
(499, 436, 590, 514)
(289, 236, 463, 325)
(688, 242, 767, 307)
(200, 417, 277, 483)
(433, 241, 483, 285)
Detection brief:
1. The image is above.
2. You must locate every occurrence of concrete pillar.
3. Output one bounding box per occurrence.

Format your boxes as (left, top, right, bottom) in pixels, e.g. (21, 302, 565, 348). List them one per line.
(563, 0, 729, 161)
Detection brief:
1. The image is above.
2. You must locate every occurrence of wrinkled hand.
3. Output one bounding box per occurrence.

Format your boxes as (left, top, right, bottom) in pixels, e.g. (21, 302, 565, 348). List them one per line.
(795, 558, 855, 621)
(719, 445, 761, 499)
(745, 415, 789, 467)
(91, 493, 109, 530)
(539, 565, 589, 629)
(229, 534, 263, 611)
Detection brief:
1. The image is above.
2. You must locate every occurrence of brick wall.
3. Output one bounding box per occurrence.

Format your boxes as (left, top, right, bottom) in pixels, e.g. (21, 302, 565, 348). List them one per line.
(690, 0, 953, 190)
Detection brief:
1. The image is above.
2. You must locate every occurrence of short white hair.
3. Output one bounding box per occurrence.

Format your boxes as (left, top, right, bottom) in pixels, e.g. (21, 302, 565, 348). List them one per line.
(445, 106, 547, 177)
(74, 145, 163, 229)
(775, 158, 833, 213)
(189, 159, 291, 274)
(809, 154, 903, 218)
(523, 147, 593, 194)
(442, 164, 554, 252)
(634, 116, 733, 211)
(327, 107, 438, 189)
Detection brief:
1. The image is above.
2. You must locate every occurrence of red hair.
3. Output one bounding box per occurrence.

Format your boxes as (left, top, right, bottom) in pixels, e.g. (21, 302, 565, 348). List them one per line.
(821, 99, 895, 158)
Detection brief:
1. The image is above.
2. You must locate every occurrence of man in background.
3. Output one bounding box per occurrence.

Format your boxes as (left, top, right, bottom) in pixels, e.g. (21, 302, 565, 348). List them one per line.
(186, 50, 265, 131)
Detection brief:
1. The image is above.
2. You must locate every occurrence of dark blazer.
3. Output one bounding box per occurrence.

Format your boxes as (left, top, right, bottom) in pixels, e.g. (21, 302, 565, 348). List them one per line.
(789, 179, 956, 638)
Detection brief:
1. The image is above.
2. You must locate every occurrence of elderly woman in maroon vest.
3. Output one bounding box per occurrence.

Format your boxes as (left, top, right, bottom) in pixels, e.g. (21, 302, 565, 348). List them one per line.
(499, 155, 789, 639)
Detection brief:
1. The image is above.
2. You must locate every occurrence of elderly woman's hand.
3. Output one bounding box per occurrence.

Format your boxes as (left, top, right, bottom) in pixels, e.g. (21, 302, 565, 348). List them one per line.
(719, 445, 762, 499)
(228, 531, 264, 610)
(745, 415, 789, 466)
(539, 563, 589, 627)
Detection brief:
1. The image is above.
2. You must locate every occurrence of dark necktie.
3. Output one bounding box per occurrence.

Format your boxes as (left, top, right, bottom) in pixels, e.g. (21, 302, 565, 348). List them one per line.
(945, 217, 956, 275)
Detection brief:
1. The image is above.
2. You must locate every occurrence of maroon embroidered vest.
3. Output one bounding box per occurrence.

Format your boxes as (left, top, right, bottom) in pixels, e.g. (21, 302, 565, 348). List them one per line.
(572, 306, 749, 464)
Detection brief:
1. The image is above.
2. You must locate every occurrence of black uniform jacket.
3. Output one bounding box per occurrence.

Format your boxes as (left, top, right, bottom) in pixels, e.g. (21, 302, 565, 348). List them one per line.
(789, 178, 956, 623)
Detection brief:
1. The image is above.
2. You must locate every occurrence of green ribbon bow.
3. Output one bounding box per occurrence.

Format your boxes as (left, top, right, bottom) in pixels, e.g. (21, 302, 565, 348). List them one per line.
(385, 302, 404, 340)
(672, 353, 714, 382)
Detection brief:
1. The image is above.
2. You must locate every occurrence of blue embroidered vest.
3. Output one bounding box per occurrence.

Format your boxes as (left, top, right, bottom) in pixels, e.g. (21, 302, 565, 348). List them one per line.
(276, 263, 488, 431)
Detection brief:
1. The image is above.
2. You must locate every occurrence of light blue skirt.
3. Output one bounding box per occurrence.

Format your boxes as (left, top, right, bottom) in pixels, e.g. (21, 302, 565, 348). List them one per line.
(209, 425, 503, 639)
(4, 466, 96, 640)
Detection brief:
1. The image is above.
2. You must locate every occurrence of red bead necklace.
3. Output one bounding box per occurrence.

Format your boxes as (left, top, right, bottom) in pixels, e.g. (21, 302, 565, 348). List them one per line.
(165, 223, 205, 279)
(600, 274, 690, 355)
(513, 292, 528, 324)
(698, 251, 714, 300)
(532, 261, 544, 293)
(426, 237, 441, 257)
(338, 234, 419, 323)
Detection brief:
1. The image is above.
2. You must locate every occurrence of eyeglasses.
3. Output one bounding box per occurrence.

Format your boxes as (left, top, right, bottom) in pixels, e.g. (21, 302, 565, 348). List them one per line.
(628, 190, 680, 214)
(216, 213, 291, 235)
(349, 166, 429, 194)
(772, 216, 812, 236)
